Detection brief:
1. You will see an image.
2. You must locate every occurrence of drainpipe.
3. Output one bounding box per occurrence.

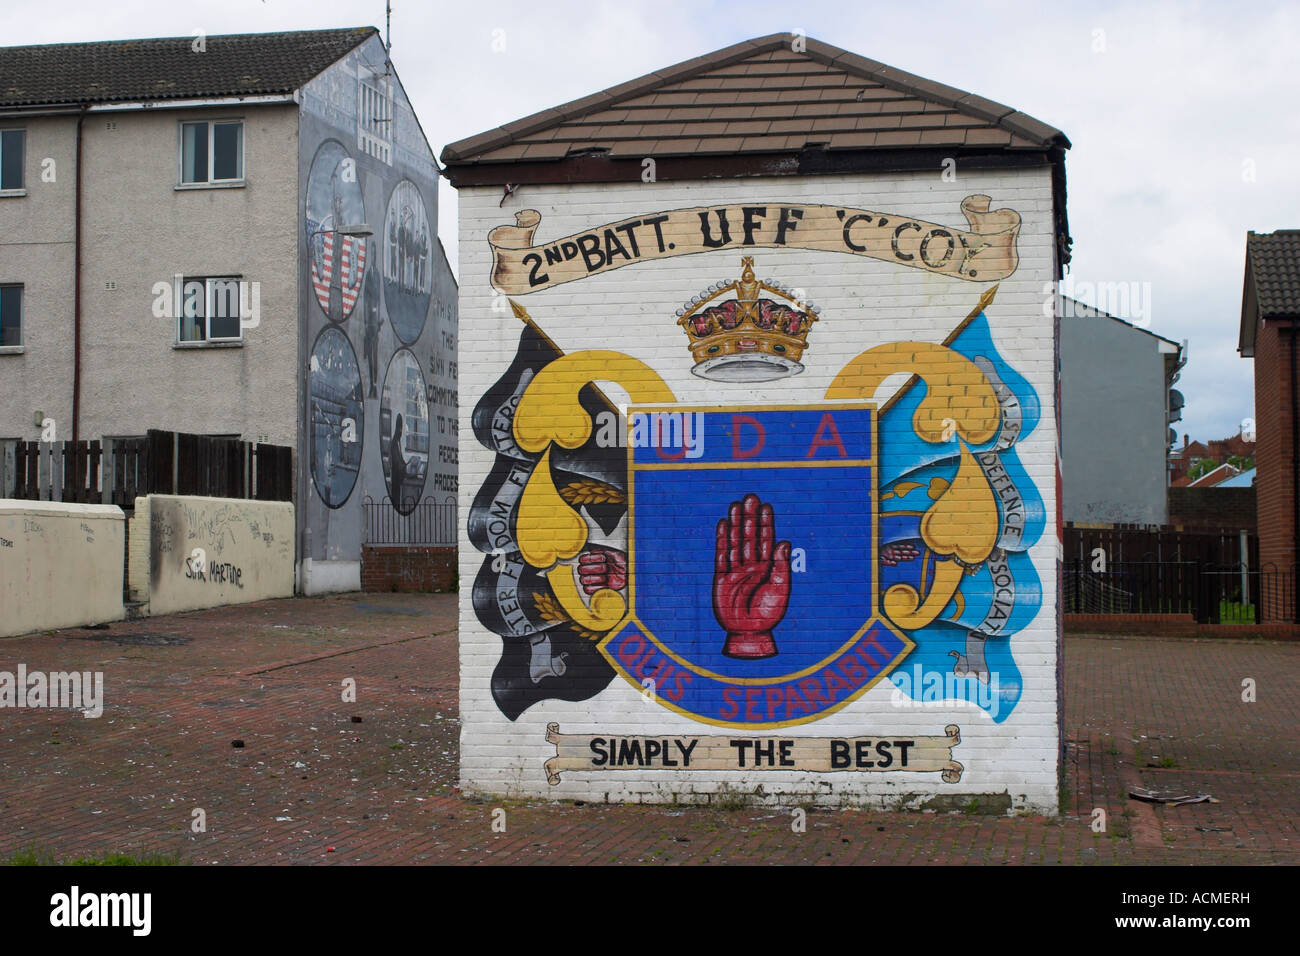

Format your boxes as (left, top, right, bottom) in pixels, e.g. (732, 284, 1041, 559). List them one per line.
(72, 104, 87, 443)
(1292, 317, 1299, 622)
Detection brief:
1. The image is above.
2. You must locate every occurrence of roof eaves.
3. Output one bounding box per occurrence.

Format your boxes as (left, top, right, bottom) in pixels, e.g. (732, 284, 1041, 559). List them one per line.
(651, 36, 768, 85)
(442, 32, 1069, 165)
(1239, 248, 1258, 355)
(0, 27, 376, 109)
(952, 92, 1016, 124)
(443, 35, 783, 163)
(822, 48, 959, 104)
(819, 43, 1063, 148)
(1002, 110, 1071, 148)
(499, 108, 567, 137)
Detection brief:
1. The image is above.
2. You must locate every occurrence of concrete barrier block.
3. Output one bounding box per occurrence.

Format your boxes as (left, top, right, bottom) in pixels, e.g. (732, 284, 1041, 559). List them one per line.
(0, 499, 126, 637)
(143, 495, 295, 616)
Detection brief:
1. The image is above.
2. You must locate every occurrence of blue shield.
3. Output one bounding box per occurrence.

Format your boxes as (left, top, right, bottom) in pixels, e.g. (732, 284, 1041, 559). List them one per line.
(601, 403, 912, 727)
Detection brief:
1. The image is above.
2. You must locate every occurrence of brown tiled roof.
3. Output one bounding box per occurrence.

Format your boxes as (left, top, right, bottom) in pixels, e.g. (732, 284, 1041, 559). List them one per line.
(0, 28, 375, 108)
(442, 33, 1068, 166)
(1188, 463, 1240, 488)
(1247, 231, 1300, 318)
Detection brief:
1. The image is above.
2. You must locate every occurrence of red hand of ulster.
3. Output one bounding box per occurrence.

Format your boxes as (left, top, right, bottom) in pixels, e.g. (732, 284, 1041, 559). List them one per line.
(712, 493, 792, 659)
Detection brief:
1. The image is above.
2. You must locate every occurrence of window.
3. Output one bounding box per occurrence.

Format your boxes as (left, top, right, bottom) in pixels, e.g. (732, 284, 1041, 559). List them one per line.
(0, 129, 24, 191)
(0, 284, 21, 348)
(180, 120, 243, 184)
(357, 77, 392, 164)
(176, 276, 244, 343)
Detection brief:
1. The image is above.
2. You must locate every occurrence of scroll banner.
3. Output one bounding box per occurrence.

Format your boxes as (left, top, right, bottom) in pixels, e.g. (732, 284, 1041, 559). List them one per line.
(544, 722, 963, 784)
(489, 196, 1020, 295)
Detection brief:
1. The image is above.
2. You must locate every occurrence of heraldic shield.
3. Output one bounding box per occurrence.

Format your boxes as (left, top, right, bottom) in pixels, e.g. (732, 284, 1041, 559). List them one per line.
(601, 403, 913, 728)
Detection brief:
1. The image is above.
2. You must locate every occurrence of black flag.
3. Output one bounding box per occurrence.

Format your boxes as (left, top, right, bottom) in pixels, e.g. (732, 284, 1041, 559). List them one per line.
(468, 322, 627, 719)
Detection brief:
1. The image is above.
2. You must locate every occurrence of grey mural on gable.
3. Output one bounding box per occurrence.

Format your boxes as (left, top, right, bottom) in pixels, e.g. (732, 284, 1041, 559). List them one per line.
(308, 326, 364, 508)
(306, 140, 369, 325)
(383, 179, 433, 344)
(380, 348, 429, 515)
(297, 35, 457, 566)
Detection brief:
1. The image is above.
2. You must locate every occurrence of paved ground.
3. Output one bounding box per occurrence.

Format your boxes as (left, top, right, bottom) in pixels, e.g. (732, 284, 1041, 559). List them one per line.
(0, 593, 1296, 865)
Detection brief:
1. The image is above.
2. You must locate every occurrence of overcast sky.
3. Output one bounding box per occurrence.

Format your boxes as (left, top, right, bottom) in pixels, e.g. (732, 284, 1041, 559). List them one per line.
(5, 0, 1297, 443)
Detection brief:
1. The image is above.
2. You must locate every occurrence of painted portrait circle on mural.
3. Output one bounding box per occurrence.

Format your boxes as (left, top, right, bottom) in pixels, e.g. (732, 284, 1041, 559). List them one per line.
(382, 179, 433, 344)
(379, 348, 430, 515)
(361, 264, 382, 400)
(308, 326, 364, 509)
(306, 139, 368, 323)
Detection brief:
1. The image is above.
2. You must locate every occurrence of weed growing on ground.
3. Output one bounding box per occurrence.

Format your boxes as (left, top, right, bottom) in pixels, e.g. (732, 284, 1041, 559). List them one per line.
(5, 848, 183, 866)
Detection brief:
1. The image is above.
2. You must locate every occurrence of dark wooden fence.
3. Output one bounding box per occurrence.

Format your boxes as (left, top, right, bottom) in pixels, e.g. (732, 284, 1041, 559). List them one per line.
(107, 436, 153, 508)
(1063, 524, 1255, 567)
(1061, 559, 1294, 622)
(12, 439, 104, 503)
(9, 430, 292, 510)
(1061, 523, 1290, 623)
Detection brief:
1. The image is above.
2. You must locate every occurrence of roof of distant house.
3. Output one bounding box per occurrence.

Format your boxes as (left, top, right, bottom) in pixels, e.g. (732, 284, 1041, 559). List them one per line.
(1218, 467, 1256, 488)
(1207, 433, 1256, 457)
(1060, 295, 1181, 350)
(1188, 462, 1241, 488)
(1181, 441, 1211, 459)
(0, 27, 376, 108)
(442, 33, 1070, 168)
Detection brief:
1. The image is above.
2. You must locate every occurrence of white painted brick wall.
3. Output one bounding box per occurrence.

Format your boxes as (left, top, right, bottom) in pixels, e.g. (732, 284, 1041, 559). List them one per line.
(457, 167, 1060, 813)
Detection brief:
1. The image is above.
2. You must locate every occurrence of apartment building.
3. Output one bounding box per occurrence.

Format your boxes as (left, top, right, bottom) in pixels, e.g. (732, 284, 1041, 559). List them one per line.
(0, 27, 457, 593)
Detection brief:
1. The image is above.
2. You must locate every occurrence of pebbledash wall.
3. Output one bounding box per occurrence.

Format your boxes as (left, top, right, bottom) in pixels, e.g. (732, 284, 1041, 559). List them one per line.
(458, 170, 1061, 811)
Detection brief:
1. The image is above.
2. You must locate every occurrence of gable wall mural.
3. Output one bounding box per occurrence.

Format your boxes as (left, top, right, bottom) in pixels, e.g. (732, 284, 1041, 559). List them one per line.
(297, 36, 458, 587)
(458, 169, 1060, 812)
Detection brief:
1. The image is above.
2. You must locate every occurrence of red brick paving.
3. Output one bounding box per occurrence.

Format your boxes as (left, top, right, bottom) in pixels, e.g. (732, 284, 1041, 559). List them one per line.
(0, 597, 1296, 865)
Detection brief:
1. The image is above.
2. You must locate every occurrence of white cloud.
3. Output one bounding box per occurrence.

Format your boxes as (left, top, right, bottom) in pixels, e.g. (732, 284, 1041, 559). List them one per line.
(5, 0, 1296, 441)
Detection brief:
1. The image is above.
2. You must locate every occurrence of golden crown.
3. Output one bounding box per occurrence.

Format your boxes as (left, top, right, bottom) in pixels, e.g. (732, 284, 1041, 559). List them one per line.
(676, 257, 819, 382)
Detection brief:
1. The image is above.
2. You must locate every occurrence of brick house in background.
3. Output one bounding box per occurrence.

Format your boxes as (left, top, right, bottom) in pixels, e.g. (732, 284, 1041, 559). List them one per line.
(1238, 230, 1300, 620)
(1167, 439, 1210, 485)
(1208, 432, 1257, 461)
(1169, 431, 1255, 486)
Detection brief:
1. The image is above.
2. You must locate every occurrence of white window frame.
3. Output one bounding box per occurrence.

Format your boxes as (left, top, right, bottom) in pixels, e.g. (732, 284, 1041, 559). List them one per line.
(0, 282, 22, 353)
(0, 127, 25, 195)
(174, 275, 245, 345)
(178, 119, 245, 187)
(357, 74, 393, 165)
